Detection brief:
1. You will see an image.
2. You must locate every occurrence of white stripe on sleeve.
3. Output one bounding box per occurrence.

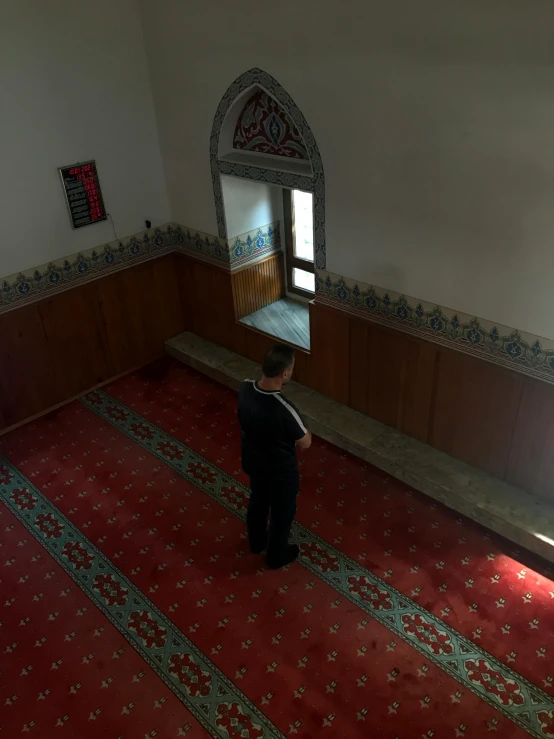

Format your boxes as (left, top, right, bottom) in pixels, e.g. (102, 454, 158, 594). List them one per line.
(274, 393, 307, 434)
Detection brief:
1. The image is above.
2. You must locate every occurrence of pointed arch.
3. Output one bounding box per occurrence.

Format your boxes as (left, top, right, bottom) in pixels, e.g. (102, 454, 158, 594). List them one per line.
(210, 68, 326, 271)
(233, 90, 308, 160)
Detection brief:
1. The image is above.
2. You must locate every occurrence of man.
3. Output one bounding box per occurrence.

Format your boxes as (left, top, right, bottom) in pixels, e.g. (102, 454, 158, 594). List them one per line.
(238, 343, 312, 569)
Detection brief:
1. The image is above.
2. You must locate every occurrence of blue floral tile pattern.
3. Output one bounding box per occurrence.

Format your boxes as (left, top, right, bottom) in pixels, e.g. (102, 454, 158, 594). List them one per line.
(0, 225, 174, 314)
(229, 222, 281, 267)
(0, 223, 229, 315)
(178, 225, 230, 266)
(316, 271, 554, 384)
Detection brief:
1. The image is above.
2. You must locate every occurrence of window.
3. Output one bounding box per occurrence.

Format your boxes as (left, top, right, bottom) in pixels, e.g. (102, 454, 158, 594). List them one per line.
(293, 267, 315, 293)
(283, 189, 315, 297)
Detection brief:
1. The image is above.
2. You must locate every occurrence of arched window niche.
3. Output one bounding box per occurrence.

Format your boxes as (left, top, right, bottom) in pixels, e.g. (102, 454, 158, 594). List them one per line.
(210, 69, 325, 351)
(210, 68, 325, 273)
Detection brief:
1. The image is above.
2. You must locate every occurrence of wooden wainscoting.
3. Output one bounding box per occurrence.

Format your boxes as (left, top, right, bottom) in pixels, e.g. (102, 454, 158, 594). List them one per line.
(0, 254, 187, 433)
(176, 254, 241, 352)
(5, 247, 554, 503)
(231, 252, 285, 321)
(507, 380, 554, 498)
(174, 252, 313, 386)
(305, 301, 554, 501)
(179, 258, 554, 501)
(231, 308, 313, 390)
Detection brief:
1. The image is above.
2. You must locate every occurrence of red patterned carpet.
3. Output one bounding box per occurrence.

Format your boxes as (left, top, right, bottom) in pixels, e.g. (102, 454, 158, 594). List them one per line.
(1, 359, 554, 738)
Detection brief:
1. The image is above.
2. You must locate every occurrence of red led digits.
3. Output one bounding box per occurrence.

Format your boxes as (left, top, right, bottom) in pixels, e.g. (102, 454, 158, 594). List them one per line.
(85, 167, 104, 221)
(63, 162, 105, 226)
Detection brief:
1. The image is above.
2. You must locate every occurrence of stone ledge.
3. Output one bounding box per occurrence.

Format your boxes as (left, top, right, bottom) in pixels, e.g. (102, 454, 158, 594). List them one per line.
(166, 331, 554, 565)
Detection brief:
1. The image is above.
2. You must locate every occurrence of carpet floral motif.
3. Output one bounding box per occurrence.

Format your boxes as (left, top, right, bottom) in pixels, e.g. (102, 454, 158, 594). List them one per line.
(2, 363, 554, 737)
(216, 702, 265, 739)
(128, 610, 168, 649)
(93, 572, 129, 607)
(0, 459, 285, 738)
(347, 574, 394, 611)
(465, 659, 525, 707)
(75, 387, 554, 738)
(168, 652, 213, 698)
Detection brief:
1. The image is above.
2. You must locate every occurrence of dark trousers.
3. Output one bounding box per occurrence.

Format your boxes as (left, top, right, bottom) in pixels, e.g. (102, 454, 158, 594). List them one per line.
(246, 473, 298, 567)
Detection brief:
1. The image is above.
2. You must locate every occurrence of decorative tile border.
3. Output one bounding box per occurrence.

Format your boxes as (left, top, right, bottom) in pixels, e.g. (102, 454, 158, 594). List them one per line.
(0, 223, 231, 315)
(0, 223, 176, 315)
(81, 389, 554, 739)
(210, 68, 326, 270)
(177, 224, 230, 267)
(218, 160, 313, 194)
(4, 217, 554, 384)
(229, 221, 281, 269)
(0, 215, 271, 315)
(0, 457, 285, 738)
(317, 270, 554, 385)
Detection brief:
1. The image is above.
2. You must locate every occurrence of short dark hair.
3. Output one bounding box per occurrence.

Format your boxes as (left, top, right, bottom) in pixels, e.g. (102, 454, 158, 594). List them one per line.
(262, 343, 296, 378)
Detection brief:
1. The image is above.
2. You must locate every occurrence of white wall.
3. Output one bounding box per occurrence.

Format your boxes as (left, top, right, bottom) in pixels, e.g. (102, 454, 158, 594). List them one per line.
(0, 0, 169, 278)
(221, 176, 283, 238)
(140, 0, 554, 340)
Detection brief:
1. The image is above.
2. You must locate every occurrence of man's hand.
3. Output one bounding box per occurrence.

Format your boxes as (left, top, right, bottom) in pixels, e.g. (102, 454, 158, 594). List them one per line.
(296, 430, 312, 450)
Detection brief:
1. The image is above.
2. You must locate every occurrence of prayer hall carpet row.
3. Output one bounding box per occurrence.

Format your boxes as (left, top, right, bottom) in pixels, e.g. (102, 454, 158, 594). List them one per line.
(1, 359, 554, 737)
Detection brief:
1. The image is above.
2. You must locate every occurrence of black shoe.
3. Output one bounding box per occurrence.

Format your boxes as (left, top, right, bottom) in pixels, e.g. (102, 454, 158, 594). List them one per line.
(267, 544, 300, 569)
(250, 535, 267, 555)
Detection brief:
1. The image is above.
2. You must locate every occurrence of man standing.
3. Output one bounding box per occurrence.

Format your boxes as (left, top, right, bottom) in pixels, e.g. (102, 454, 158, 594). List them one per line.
(238, 343, 312, 569)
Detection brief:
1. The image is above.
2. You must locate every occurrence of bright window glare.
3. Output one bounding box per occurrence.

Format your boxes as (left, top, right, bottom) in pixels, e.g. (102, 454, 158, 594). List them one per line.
(293, 268, 315, 293)
(293, 190, 314, 262)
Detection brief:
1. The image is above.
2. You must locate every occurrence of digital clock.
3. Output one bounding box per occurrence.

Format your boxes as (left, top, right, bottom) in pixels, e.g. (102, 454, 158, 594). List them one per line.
(59, 160, 107, 229)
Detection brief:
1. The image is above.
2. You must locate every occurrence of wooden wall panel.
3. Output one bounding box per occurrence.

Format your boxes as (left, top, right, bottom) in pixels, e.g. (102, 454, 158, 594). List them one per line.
(38, 282, 114, 399)
(0, 254, 188, 433)
(95, 256, 185, 374)
(243, 329, 274, 365)
(507, 379, 554, 498)
(348, 318, 369, 414)
(0, 303, 63, 427)
(347, 316, 437, 441)
(365, 325, 408, 429)
(177, 256, 238, 351)
(309, 303, 349, 405)
(432, 349, 523, 480)
(291, 342, 310, 388)
(231, 252, 285, 321)
(397, 337, 438, 442)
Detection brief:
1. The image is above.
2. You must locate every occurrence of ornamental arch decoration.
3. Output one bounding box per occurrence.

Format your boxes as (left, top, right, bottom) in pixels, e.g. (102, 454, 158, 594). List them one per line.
(209, 67, 326, 272)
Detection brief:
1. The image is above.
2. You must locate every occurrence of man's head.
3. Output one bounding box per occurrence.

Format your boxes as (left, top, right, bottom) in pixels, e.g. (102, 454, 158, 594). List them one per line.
(262, 344, 296, 385)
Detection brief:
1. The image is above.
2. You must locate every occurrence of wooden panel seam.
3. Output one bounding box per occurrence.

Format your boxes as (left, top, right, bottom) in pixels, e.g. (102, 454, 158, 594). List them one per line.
(231, 252, 284, 321)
